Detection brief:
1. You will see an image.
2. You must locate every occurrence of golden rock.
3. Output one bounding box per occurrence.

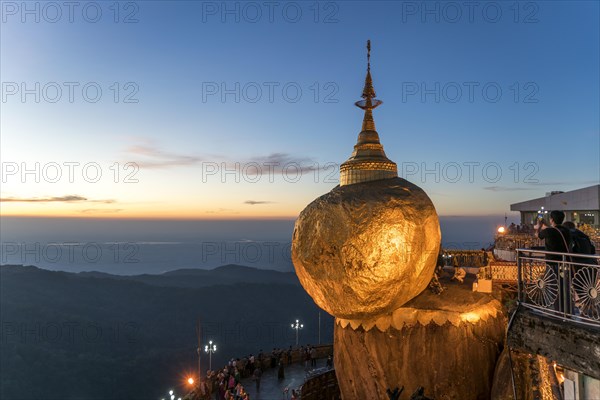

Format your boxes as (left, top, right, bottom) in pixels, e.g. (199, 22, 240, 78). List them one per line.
(292, 41, 441, 319)
(291, 177, 441, 319)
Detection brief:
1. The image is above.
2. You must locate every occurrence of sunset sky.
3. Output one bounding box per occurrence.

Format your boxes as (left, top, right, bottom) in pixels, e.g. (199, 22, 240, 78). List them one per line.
(1, 1, 599, 219)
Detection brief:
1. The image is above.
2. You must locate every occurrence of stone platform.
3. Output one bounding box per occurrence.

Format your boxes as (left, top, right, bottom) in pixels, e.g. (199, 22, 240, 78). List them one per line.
(333, 276, 507, 400)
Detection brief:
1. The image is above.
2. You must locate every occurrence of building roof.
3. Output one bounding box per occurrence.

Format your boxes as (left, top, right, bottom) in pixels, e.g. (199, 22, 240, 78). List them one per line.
(510, 184, 600, 212)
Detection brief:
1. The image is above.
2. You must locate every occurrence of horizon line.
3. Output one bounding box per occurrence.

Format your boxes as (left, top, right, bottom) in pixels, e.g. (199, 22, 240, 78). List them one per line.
(0, 213, 519, 221)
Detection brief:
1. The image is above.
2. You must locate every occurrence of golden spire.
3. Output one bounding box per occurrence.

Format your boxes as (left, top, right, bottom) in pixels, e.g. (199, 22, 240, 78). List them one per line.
(355, 40, 382, 132)
(339, 40, 398, 186)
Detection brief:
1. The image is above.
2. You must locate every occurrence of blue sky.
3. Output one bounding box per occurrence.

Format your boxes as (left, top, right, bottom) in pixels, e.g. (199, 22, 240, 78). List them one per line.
(1, 0, 599, 219)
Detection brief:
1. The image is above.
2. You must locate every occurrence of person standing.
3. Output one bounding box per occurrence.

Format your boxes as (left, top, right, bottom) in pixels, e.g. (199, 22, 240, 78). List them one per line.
(270, 348, 277, 368)
(248, 354, 255, 374)
(257, 350, 264, 369)
(536, 210, 572, 312)
(326, 355, 333, 368)
(252, 366, 262, 392)
(277, 358, 285, 380)
(304, 346, 310, 370)
(536, 211, 571, 257)
(287, 346, 293, 365)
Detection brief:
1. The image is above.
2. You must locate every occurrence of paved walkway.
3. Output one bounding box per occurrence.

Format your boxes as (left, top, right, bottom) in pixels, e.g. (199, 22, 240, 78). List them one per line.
(242, 359, 328, 400)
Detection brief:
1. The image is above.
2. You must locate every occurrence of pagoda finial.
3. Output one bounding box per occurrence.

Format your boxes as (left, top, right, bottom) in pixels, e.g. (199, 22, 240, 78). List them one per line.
(355, 40, 382, 131)
(367, 39, 371, 71)
(339, 40, 397, 186)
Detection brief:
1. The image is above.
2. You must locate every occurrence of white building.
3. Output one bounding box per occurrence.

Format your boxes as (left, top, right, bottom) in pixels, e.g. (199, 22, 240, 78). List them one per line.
(510, 184, 600, 227)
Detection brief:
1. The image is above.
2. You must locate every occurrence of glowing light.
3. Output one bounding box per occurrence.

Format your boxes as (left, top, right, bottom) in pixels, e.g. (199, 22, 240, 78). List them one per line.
(460, 311, 482, 323)
(497, 226, 505, 234)
(187, 377, 194, 385)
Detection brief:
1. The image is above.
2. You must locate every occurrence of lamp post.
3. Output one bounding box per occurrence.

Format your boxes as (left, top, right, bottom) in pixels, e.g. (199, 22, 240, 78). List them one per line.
(204, 340, 217, 371)
(318, 312, 321, 345)
(196, 320, 202, 382)
(291, 319, 303, 346)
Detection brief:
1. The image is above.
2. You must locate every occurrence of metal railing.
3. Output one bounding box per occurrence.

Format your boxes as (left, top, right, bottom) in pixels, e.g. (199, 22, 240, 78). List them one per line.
(516, 248, 600, 327)
(495, 233, 545, 251)
(299, 368, 340, 400)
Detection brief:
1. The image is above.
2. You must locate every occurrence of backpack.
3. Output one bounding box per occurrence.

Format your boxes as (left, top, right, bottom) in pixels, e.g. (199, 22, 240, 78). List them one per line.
(570, 230, 595, 255)
(569, 229, 597, 266)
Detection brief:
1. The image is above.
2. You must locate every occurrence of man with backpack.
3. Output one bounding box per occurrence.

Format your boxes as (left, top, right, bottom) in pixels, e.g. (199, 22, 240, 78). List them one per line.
(536, 211, 572, 312)
(563, 221, 597, 266)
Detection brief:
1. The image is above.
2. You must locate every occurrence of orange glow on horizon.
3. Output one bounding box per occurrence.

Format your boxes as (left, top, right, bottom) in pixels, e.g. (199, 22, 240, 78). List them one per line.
(0, 212, 299, 220)
(0, 203, 299, 220)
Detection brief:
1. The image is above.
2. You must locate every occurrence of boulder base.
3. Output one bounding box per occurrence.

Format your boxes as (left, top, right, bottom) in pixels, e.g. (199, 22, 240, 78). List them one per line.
(333, 281, 506, 399)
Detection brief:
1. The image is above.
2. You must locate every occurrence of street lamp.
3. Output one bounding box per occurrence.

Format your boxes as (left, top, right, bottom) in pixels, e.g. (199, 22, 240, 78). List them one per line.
(204, 340, 217, 371)
(291, 319, 303, 346)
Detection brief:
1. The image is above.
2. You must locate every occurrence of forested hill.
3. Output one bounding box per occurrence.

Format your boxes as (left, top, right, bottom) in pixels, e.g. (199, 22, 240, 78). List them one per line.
(1, 264, 330, 400)
(88, 263, 301, 287)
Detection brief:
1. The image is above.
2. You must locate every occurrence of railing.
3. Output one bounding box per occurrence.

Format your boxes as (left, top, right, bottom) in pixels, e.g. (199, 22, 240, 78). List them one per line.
(300, 368, 340, 400)
(495, 233, 544, 251)
(442, 249, 487, 267)
(516, 248, 600, 327)
(480, 261, 518, 282)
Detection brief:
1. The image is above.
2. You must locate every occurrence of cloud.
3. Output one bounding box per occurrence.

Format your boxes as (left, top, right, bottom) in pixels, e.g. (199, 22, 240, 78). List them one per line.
(484, 181, 599, 193)
(126, 144, 203, 168)
(483, 186, 534, 192)
(124, 141, 324, 176)
(205, 208, 239, 214)
(526, 180, 598, 186)
(0, 195, 115, 203)
(242, 153, 319, 174)
(80, 208, 123, 214)
(244, 200, 275, 205)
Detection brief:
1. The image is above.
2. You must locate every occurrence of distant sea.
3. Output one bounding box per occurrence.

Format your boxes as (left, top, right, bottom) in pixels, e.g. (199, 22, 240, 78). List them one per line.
(0, 215, 518, 275)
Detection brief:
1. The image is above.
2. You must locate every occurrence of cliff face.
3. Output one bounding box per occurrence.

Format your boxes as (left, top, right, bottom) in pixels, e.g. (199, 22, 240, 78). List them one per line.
(333, 281, 506, 400)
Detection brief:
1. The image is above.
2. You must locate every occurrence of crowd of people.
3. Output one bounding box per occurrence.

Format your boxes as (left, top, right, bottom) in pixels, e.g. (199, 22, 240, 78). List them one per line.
(507, 222, 535, 234)
(186, 345, 331, 400)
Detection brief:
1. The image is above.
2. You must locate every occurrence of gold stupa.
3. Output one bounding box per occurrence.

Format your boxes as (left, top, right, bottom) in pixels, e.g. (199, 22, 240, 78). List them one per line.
(292, 42, 441, 320)
(340, 40, 398, 186)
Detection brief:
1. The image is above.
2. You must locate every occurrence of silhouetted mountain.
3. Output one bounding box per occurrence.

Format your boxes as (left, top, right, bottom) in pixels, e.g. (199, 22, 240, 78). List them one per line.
(0, 264, 331, 400)
(75, 264, 300, 288)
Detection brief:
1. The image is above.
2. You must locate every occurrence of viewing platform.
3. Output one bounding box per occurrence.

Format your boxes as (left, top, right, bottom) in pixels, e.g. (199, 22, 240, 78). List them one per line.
(183, 345, 336, 400)
(241, 359, 337, 400)
(507, 249, 600, 398)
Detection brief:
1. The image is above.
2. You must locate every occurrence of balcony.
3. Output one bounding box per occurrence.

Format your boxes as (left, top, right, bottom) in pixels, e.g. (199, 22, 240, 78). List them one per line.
(507, 249, 600, 392)
(515, 249, 599, 326)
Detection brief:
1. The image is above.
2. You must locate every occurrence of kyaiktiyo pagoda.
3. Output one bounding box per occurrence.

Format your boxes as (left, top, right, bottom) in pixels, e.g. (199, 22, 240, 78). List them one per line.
(292, 42, 506, 399)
